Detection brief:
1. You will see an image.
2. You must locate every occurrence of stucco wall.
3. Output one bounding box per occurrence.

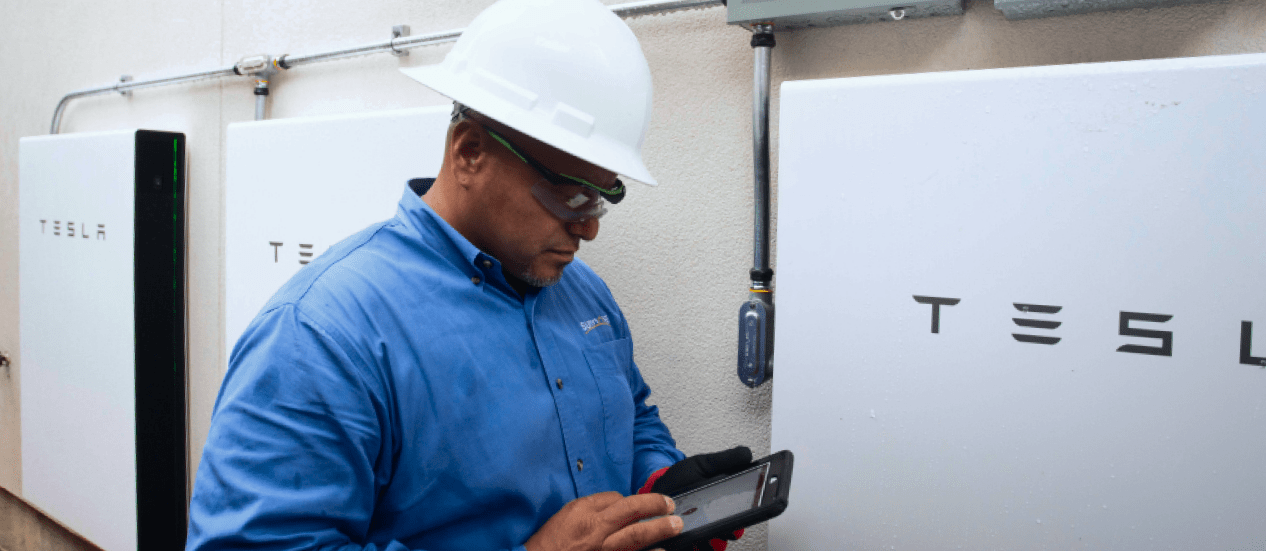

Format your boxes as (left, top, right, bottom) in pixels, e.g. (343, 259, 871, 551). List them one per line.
(1, 0, 1264, 549)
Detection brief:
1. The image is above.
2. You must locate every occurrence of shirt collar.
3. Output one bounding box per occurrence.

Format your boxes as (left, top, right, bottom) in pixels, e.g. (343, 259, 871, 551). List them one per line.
(397, 179, 496, 272)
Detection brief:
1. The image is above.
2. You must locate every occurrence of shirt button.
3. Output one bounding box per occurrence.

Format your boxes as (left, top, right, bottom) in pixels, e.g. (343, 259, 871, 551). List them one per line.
(556, 378, 563, 390)
(577, 459, 584, 471)
(471, 276, 481, 285)
(481, 259, 493, 269)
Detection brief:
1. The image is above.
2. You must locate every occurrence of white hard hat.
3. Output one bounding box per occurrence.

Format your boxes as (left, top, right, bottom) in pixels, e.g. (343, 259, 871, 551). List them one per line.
(400, 0, 658, 186)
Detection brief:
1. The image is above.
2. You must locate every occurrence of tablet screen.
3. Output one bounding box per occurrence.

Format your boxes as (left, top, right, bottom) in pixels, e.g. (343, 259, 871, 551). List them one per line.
(671, 463, 771, 531)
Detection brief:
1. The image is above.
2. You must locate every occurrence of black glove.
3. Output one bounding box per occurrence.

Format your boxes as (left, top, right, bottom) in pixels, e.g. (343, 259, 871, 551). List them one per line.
(651, 446, 753, 495)
(649, 446, 753, 551)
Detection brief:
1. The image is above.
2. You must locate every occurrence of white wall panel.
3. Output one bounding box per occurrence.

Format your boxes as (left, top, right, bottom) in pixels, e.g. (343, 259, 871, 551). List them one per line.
(772, 53, 1266, 550)
(224, 107, 450, 363)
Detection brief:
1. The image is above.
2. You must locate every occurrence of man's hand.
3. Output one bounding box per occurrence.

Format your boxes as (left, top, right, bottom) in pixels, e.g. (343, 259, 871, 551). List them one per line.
(525, 492, 683, 551)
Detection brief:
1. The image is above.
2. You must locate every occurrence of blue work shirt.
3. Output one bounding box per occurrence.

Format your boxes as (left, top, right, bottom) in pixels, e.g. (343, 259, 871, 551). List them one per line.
(188, 180, 684, 551)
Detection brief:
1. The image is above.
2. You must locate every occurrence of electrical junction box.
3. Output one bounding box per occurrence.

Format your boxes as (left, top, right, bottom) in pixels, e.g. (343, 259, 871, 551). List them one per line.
(727, 0, 964, 30)
(19, 129, 188, 551)
(225, 107, 449, 362)
(993, 0, 1225, 20)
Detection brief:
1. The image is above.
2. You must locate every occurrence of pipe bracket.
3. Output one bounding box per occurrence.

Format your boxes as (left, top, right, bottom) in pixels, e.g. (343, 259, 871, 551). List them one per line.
(391, 25, 411, 56)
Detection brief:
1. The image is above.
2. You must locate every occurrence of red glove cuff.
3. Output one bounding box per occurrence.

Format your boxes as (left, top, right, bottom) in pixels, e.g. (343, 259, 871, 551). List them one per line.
(709, 529, 744, 551)
(638, 466, 670, 495)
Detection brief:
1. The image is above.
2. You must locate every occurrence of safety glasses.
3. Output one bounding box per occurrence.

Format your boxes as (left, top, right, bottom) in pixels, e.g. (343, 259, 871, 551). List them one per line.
(483, 127, 625, 223)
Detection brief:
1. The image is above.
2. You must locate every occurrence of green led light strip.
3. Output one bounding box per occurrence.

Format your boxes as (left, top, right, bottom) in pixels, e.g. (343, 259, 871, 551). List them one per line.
(173, 139, 178, 282)
(173, 138, 180, 373)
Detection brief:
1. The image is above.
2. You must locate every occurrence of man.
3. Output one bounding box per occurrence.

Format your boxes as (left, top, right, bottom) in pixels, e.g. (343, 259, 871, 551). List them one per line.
(187, 0, 748, 550)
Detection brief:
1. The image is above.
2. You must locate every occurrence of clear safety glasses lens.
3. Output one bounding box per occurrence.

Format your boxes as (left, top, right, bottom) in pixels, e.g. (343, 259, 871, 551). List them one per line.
(530, 179, 608, 222)
(483, 127, 626, 205)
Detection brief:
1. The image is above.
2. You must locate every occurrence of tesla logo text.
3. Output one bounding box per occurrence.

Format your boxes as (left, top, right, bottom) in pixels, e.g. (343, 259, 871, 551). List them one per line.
(40, 219, 106, 240)
(913, 295, 1264, 367)
(267, 241, 325, 266)
(1012, 303, 1061, 345)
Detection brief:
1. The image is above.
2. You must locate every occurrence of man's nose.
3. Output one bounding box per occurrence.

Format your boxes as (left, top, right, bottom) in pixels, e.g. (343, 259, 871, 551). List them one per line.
(566, 217, 600, 241)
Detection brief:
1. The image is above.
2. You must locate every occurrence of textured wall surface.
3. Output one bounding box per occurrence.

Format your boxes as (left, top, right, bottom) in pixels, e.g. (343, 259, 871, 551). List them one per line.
(1, 0, 1265, 549)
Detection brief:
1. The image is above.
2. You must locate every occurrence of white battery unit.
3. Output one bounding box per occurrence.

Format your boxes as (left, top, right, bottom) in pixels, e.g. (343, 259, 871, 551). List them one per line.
(225, 107, 450, 362)
(19, 129, 188, 551)
(773, 53, 1266, 550)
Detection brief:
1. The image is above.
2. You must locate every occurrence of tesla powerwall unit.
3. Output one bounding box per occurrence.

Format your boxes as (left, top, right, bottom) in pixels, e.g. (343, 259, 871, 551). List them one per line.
(19, 129, 188, 551)
(225, 106, 449, 362)
(772, 53, 1266, 549)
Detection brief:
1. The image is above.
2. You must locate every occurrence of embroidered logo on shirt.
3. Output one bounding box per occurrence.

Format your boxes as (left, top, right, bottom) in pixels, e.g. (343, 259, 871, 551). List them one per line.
(580, 315, 611, 335)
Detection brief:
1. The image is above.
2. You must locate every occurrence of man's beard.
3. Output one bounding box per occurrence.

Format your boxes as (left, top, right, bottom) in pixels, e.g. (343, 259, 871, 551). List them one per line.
(517, 266, 564, 287)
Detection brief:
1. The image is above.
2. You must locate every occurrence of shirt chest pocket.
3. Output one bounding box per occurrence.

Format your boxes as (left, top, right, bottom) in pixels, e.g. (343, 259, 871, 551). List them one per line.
(582, 337, 634, 466)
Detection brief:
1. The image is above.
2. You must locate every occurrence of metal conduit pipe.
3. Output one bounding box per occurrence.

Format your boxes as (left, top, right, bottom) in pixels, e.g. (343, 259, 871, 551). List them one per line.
(737, 24, 775, 388)
(751, 26, 773, 290)
(49, 0, 725, 134)
(610, 0, 723, 17)
(254, 81, 269, 121)
(51, 66, 239, 134)
(276, 0, 724, 68)
(276, 28, 464, 69)
(253, 61, 277, 121)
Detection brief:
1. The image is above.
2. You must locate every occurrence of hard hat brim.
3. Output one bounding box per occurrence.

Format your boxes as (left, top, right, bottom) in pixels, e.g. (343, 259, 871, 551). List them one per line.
(401, 64, 659, 187)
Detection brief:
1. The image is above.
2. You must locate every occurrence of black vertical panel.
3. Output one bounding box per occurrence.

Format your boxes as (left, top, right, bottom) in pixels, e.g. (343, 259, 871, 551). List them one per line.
(133, 130, 188, 549)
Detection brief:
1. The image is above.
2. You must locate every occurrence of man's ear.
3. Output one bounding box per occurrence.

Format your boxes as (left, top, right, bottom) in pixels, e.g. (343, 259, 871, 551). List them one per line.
(448, 119, 489, 187)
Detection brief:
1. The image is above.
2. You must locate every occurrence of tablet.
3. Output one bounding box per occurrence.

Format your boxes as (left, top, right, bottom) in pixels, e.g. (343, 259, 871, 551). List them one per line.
(639, 450, 794, 551)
